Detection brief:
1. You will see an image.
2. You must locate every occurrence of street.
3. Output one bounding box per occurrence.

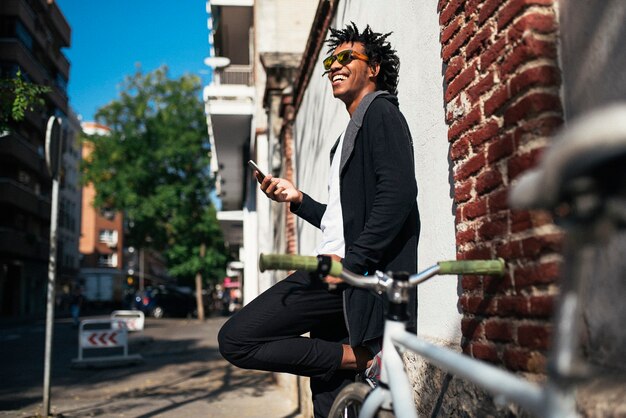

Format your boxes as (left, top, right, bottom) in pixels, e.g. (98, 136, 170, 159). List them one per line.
(0, 315, 298, 417)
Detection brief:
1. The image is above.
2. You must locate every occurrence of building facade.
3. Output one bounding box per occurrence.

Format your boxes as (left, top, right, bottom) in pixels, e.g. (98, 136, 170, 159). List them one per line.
(0, 0, 81, 318)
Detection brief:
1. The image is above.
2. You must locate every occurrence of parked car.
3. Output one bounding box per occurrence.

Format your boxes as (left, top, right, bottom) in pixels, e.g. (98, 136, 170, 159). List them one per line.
(134, 285, 196, 318)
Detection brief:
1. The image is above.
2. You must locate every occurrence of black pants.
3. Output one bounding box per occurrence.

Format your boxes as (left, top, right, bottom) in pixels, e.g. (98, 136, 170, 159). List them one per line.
(218, 270, 356, 417)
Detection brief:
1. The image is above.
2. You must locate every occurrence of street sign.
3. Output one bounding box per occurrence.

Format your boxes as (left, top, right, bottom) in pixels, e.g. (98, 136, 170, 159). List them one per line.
(81, 330, 126, 348)
(44, 116, 62, 178)
(73, 319, 143, 367)
(111, 310, 145, 332)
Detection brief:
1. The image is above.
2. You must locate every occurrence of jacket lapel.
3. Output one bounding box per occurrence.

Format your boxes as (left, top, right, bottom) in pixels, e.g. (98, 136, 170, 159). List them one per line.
(338, 90, 386, 175)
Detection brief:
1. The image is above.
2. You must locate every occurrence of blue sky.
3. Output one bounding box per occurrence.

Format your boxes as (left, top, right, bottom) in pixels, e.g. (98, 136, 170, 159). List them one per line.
(56, 1, 211, 121)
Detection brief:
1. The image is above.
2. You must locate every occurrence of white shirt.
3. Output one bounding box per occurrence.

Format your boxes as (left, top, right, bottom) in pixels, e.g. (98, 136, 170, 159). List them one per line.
(315, 132, 345, 257)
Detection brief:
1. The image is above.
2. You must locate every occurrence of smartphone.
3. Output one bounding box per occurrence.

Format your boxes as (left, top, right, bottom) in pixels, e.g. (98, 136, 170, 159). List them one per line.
(247, 160, 266, 183)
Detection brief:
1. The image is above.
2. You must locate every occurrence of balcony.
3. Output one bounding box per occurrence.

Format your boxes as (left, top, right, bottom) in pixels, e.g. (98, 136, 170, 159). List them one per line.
(0, 179, 51, 220)
(215, 65, 253, 86)
(0, 227, 48, 261)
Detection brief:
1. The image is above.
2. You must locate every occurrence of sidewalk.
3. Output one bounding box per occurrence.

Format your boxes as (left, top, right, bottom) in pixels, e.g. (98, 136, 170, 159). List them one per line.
(0, 316, 301, 418)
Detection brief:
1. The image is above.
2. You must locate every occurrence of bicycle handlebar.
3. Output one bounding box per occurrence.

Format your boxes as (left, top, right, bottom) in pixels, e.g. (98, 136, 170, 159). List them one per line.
(259, 254, 343, 276)
(438, 259, 505, 275)
(259, 254, 506, 284)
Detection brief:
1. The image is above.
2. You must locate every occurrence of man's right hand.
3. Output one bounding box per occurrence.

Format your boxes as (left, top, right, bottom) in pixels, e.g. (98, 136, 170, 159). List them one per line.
(260, 175, 303, 204)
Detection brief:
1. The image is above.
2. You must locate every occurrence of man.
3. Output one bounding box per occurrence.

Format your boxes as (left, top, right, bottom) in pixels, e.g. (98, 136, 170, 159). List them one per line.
(218, 22, 420, 417)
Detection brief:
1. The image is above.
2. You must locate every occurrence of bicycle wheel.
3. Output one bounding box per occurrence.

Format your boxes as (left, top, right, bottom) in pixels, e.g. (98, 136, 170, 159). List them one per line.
(328, 383, 394, 418)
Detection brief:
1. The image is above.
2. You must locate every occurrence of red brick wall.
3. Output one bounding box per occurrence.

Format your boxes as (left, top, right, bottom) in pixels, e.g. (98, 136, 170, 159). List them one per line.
(438, 0, 563, 373)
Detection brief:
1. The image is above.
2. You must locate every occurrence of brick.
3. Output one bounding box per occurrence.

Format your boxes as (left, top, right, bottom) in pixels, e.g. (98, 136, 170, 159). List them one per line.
(511, 210, 532, 232)
(442, 21, 477, 62)
(467, 25, 494, 58)
(455, 152, 487, 183)
(442, 15, 464, 44)
(503, 347, 546, 372)
(527, 294, 555, 318)
(467, 119, 500, 148)
(477, 215, 508, 240)
(463, 198, 488, 220)
(483, 272, 513, 293)
(461, 317, 484, 339)
(488, 188, 509, 213)
(471, 342, 500, 363)
(444, 55, 464, 83)
(449, 106, 482, 141)
(507, 147, 543, 180)
(480, 37, 507, 70)
(518, 323, 551, 350)
(508, 11, 557, 42)
(519, 234, 563, 258)
(455, 179, 473, 203)
(484, 85, 510, 116)
(487, 134, 514, 163)
(466, 0, 482, 16)
(437, 0, 448, 13)
(501, 36, 557, 76)
(513, 115, 563, 145)
(484, 319, 515, 342)
(514, 261, 560, 289)
(450, 136, 471, 161)
(496, 240, 523, 259)
(497, 0, 555, 30)
(478, 0, 502, 24)
(458, 245, 492, 260)
(440, 0, 463, 26)
(467, 72, 496, 103)
(461, 274, 481, 291)
(509, 65, 560, 98)
(505, 92, 561, 128)
(457, 227, 477, 246)
(445, 64, 477, 102)
(476, 168, 503, 195)
(494, 294, 527, 316)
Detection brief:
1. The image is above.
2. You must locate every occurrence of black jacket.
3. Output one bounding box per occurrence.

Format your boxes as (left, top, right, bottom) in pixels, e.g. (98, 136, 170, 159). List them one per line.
(292, 91, 420, 346)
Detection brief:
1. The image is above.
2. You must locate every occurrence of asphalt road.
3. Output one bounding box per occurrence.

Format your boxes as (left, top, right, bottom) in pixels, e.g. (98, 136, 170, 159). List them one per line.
(0, 315, 299, 417)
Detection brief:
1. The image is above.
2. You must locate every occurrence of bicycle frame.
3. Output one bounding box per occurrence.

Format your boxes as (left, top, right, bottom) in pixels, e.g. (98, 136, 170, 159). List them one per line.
(360, 319, 576, 418)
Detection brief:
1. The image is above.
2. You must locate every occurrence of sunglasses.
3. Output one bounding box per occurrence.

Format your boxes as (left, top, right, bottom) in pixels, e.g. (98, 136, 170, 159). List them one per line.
(323, 49, 369, 71)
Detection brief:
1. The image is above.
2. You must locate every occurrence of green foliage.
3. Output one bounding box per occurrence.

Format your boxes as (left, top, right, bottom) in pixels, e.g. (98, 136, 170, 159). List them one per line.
(0, 70, 51, 132)
(82, 66, 227, 284)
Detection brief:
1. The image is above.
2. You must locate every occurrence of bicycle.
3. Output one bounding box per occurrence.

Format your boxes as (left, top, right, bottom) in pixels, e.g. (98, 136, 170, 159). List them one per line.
(258, 103, 626, 418)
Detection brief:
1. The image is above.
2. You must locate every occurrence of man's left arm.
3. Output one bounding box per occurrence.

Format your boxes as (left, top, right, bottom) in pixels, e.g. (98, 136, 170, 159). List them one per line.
(342, 101, 417, 275)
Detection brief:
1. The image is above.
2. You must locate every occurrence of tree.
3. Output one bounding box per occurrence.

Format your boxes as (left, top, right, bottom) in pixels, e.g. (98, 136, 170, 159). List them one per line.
(82, 66, 227, 319)
(0, 70, 51, 133)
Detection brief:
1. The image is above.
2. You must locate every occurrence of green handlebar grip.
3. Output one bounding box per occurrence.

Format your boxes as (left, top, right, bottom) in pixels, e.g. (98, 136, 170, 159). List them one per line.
(259, 253, 343, 276)
(438, 258, 506, 275)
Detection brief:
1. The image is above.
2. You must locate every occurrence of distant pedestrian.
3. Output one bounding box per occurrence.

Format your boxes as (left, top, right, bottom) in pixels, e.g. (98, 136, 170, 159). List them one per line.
(70, 287, 84, 327)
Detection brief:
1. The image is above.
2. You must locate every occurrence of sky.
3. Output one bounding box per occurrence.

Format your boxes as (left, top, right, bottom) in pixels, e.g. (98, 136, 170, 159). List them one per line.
(56, 1, 211, 122)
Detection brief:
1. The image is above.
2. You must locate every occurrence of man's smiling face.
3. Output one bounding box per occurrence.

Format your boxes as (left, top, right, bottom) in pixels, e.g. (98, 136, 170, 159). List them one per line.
(327, 42, 377, 110)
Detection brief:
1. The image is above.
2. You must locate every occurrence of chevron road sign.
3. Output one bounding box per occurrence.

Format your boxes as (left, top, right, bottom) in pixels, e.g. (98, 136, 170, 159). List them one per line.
(81, 330, 126, 347)
(72, 319, 142, 367)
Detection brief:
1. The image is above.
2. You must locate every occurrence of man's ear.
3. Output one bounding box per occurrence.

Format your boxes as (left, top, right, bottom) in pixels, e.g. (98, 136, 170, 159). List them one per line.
(369, 62, 380, 79)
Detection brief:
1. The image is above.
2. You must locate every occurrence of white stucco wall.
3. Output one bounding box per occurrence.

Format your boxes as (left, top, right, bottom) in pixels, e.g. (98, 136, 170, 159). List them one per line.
(294, 0, 461, 343)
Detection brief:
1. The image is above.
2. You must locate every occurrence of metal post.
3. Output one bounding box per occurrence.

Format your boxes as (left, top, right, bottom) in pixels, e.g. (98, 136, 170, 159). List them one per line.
(43, 116, 62, 417)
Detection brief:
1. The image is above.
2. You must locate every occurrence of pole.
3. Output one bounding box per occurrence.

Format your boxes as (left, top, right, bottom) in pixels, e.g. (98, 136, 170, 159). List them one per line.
(43, 176, 60, 417)
(43, 116, 62, 417)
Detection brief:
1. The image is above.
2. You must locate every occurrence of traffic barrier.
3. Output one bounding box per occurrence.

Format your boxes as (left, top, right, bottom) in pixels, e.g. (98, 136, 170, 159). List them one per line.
(72, 319, 143, 368)
(111, 310, 145, 332)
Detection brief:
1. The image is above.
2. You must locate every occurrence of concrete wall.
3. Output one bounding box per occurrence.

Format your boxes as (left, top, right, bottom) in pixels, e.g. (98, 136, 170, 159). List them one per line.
(293, 0, 460, 344)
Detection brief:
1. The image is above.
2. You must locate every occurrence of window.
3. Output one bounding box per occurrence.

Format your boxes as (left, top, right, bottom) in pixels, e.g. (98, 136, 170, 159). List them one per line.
(15, 21, 33, 51)
(99, 229, 118, 247)
(98, 253, 118, 268)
